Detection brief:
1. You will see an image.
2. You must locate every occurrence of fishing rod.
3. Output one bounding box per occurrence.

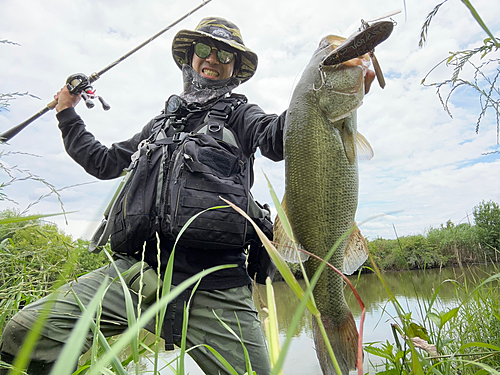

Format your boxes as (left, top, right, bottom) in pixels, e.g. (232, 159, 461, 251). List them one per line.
(0, 0, 212, 143)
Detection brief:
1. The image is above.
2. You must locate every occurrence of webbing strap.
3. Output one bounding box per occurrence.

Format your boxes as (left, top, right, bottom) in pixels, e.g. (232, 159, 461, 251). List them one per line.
(205, 99, 234, 140)
(163, 289, 192, 350)
(160, 96, 243, 146)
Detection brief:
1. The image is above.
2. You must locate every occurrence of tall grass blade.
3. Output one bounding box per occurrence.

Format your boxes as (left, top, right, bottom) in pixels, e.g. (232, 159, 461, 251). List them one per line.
(409, 345, 425, 375)
(212, 310, 255, 375)
(102, 250, 140, 365)
(176, 280, 201, 375)
(264, 278, 282, 374)
(71, 288, 128, 375)
(86, 264, 232, 375)
(454, 359, 500, 374)
(48, 280, 109, 375)
(366, 252, 425, 374)
(220, 197, 350, 375)
(307, 229, 356, 375)
(459, 341, 500, 353)
(9, 294, 59, 375)
(269, 267, 325, 375)
(188, 344, 239, 375)
(0, 212, 75, 225)
(9, 241, 82, 375)
(460, 0, 499, 47)
(263, 173, 294, 243)
(220, 197, 318, 315)
(154, 235, 174, 375)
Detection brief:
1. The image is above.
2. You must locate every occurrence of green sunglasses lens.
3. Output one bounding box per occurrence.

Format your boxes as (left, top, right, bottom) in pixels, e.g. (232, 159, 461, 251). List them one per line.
(194, 42, 235, 64)
(217, 50, 234, 64)
(194, 42, 212, 59)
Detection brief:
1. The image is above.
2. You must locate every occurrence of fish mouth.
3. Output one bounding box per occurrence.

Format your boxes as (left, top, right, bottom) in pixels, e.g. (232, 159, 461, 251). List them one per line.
(321, 21, 394, 66)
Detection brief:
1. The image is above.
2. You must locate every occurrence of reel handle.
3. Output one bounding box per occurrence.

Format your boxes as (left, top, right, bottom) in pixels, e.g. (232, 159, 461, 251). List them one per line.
(98, 96, 111, 111)
(81, 92, 95, 109)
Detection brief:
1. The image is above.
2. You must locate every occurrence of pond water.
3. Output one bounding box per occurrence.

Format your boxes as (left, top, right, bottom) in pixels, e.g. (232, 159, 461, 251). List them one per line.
(135, 264, 497, 374)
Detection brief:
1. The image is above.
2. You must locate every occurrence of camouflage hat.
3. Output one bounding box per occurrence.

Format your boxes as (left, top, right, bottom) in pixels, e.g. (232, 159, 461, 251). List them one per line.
(172, 17, 258, 83)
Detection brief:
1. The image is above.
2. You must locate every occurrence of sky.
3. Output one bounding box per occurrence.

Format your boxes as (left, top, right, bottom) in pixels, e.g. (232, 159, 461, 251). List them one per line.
(1, 0, 500, 242)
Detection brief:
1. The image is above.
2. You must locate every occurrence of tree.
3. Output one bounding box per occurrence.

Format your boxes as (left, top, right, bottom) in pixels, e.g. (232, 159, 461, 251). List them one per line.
(473, 200, 500, 259)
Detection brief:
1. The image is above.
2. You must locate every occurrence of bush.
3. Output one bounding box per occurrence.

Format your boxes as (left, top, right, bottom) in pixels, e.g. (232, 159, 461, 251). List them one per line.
(366, 221, 482, 271)
(473, 200, 500, 261)
(426, 221, 479, 265)
(0, 209, 108, 324)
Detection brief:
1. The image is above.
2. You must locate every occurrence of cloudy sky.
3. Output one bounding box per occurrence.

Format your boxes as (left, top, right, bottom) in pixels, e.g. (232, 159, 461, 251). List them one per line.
(1, 0, 499, 242)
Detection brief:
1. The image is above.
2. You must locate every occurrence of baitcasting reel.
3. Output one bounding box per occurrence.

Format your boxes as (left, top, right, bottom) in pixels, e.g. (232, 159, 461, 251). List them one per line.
(66, 73, 110, 111)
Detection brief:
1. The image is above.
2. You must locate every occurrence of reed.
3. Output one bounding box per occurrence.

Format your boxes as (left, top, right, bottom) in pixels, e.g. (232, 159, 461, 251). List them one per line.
(364, 254, 500, 374)
(2, 202, 499, 375)
(0, 192, 359, 375)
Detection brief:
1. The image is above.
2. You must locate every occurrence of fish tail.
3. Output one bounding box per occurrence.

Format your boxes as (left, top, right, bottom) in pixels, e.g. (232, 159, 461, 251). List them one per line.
(312, 309, 359, 375)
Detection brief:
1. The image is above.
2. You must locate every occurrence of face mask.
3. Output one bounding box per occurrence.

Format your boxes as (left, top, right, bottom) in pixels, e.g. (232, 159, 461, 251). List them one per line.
(179, 65, 240, 110)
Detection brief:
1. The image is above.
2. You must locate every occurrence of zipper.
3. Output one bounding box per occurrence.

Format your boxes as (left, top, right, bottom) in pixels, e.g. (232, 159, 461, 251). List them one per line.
(173, 177, 182, 227)
(172, 143, 189, 227)
(155, 145, 167, 216)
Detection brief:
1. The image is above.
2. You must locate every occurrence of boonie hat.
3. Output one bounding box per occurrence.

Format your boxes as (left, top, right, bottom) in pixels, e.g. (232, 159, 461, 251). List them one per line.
(172, 17, 258, 83)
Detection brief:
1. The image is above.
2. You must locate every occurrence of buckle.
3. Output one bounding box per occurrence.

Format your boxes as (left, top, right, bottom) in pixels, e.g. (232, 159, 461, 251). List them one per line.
(208, 123, 222, 133)
(172, 132, 188, 143)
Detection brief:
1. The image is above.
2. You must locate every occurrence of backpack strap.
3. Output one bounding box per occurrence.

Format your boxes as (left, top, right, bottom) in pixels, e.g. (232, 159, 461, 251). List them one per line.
(148, 112, 168, 143)
(205, 99, 235, 140)
(202, 93, 248, 142)
(163, 94, 247, 145)
(88, 112, 167, 254)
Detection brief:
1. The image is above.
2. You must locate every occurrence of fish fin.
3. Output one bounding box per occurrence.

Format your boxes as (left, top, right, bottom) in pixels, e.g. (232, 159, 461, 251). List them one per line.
(273, 194, 310, 263)
(356, 132, 374, 160)
(343, 225, 369, 275)
(312, 310, 358, 374)
(340, 118, 357, 165)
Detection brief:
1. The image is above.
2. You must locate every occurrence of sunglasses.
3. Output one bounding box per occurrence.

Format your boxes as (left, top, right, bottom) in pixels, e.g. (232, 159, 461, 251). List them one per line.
(194, 42, 235, 64)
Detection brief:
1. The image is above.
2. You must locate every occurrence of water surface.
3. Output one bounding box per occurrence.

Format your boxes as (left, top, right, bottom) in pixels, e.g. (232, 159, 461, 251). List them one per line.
(137, 264, 496, 374)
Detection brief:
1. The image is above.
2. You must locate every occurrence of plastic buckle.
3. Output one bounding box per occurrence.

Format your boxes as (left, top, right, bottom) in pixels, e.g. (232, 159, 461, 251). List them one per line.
(172, 132, 188, 143)
(173, 132, 182, 143)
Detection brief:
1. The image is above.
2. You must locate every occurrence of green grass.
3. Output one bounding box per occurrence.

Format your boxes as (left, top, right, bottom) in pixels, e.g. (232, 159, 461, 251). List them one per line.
(1, 205, 500, 375)
(365, 262, 500, 374)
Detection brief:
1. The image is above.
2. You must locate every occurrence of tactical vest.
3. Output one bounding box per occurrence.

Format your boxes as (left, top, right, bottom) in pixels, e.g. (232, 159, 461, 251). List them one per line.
(89, 94, 272, 255)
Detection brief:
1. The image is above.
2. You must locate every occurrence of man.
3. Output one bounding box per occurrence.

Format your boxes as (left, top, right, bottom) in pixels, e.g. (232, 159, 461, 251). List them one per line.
(0, 17, 375, 375)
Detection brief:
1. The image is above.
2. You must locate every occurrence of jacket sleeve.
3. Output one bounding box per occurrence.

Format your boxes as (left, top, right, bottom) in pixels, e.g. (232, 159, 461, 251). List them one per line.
(57, 107, 155, 180)
(229, 103, 286, 162)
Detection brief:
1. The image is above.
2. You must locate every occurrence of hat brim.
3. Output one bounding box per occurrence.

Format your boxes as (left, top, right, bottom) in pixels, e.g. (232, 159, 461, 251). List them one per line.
(172, 29, 258, 84)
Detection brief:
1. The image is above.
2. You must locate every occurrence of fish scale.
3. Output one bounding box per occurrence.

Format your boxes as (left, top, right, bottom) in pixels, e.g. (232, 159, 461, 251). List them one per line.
(275, 22, 393, 374)
(274, 24, 393, 372)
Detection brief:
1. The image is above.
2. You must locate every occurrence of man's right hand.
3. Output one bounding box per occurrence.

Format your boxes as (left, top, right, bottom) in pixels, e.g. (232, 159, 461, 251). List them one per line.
(54, 86, 81, 113)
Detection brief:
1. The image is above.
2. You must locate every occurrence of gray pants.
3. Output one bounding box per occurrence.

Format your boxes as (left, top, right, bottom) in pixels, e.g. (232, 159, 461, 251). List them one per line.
(0, 255, 271, 375)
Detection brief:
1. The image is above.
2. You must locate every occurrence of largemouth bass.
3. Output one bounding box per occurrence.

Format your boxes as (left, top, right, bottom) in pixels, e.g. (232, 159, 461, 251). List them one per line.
(274, 22, 393, 374)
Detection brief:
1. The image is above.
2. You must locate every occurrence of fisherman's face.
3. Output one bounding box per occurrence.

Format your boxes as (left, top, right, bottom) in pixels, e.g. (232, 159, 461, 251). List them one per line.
(191, 39, 236, 80)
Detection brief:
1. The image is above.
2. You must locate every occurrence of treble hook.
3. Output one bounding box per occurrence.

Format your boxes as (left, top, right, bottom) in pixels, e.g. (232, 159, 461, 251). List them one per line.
(313, 67, 327, 91)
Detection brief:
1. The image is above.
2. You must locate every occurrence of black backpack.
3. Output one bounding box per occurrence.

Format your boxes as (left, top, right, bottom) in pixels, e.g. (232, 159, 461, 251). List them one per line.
(89, 95, 271, 255)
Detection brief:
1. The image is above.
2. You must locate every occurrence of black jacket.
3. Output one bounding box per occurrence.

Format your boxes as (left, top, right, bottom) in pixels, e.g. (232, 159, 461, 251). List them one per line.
(57, 98, 286, 290)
